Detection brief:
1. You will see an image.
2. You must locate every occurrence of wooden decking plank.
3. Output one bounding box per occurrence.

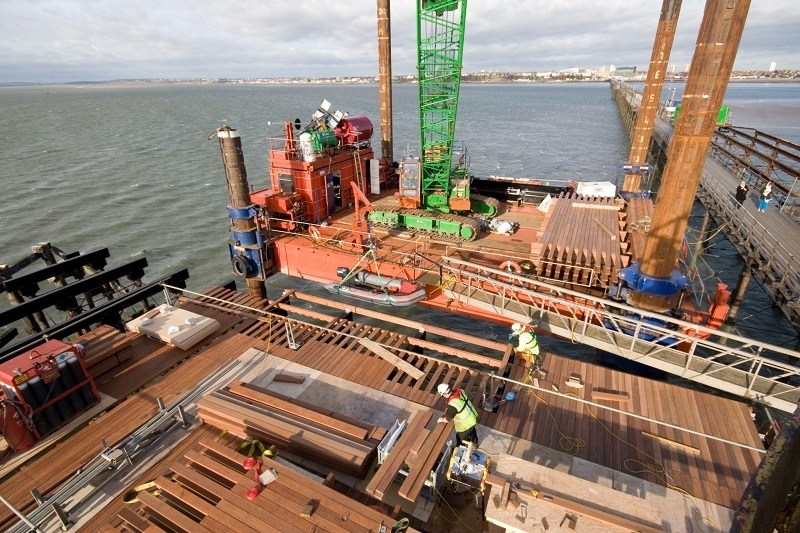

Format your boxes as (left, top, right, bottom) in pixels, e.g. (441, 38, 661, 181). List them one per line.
(557, 358, 582, 454)
(700, 386, 729, 498)
(137, 490, 217, 533)
(382, 350, 424, 399)
(337, 327, 387, 381)
(228, 381, 375, 440)
(631, 373, 656, 483)
(409, 360, 445, 405)
(341, 329, 396, 384)
(317, 320, 363, 373)
(703, 389, 746, 492)
(372, 333, 414, 389)
(198, 395, 371, 463)
(398, 419, 453, 502)
(181, 456, 313, 533)
(117, 506, 152, 533)
(667, 384, 701, 498)
(511, 362, 539, 437)
(717, 395, 761, 483)
(184, 450, 311, 533)
(360, 338, 425, 383)
(167, 463, 284, 533)
(208, 390, 373, 456)
(198, 438, 404, 531)
(365, 410, 433, 499)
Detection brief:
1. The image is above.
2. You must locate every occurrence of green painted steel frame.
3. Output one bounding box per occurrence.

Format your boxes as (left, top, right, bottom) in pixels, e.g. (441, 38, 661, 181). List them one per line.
(417, 0, 468, 212)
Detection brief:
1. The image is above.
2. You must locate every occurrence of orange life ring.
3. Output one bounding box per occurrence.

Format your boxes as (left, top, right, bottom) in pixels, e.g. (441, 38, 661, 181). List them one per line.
(499, 260, 522, 274)
(309, 226, 321, 241)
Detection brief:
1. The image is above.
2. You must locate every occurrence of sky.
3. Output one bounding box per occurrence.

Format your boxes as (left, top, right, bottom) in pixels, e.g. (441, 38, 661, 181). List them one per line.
(0, 0, 797, 83)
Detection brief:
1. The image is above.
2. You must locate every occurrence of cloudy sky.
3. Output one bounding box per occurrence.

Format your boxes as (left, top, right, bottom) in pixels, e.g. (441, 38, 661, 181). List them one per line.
(1, 0, 797, 83)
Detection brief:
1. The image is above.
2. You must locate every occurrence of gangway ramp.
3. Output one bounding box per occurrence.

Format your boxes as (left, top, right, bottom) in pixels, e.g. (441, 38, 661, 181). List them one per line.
(441, 256, 800, 413)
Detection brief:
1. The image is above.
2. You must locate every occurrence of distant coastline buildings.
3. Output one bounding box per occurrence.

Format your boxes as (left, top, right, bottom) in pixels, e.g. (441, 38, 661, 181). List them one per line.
(5, 65, 796, 88)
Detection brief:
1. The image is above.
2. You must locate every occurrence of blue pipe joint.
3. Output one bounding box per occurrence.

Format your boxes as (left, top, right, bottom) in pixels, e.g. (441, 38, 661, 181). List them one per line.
(227, 204, 266, 279)
(228, 205, 259, 220)
(619, 261, 688, 298)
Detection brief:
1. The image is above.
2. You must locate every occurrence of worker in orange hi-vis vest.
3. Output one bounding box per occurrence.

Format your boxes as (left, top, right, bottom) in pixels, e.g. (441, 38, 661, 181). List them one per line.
(510, 322, 547, 379)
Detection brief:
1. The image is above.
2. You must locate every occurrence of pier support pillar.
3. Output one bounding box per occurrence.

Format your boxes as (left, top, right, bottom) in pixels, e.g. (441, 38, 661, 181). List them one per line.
(214, 126, 267, 300)
(377, 0, 393, 164)
(3, 288, 40, 335)
(727, 261, 753, 322)
(630, 0, 751, 312)
(622, 0, 682, 196)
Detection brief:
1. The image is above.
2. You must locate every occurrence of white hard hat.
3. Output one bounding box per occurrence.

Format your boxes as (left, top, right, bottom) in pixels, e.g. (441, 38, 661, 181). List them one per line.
(511, 323, 524, 332)
(437, 383, 451, 395)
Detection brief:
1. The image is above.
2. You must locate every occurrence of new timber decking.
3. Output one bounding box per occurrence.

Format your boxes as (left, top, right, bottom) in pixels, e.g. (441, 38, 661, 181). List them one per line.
(213, 286, 763, 509)
(0, 286, 766, 531)
(91, 432, 422, 533)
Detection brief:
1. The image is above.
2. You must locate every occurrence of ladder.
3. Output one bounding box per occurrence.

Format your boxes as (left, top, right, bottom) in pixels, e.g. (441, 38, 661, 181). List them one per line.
(353, 150, 366, 193)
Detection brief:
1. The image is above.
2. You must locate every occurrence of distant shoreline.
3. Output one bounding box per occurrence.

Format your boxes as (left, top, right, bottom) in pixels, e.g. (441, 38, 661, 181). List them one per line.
(2, 77, 798, 90)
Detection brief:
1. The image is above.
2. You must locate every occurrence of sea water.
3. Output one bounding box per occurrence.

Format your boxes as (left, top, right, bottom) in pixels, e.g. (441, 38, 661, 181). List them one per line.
(0, 82, 798, 353)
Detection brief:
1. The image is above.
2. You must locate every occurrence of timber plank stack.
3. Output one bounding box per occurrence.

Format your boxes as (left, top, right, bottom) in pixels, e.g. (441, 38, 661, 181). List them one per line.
(99, 436, 421, 533)
(623, 196, 654, 263)
(0, 332, 256, 530)
(73, 324, 136, 377)
(536, 194, 624, 287)
(365, 410, 453, 503)
(198, 381, 383, 478)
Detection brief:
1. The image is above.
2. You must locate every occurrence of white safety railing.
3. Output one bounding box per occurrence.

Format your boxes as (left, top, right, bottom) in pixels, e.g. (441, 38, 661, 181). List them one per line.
(439, 255, 800, 413)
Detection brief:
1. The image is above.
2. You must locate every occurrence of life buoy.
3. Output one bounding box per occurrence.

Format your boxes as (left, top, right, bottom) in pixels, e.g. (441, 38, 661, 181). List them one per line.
(231, 255, 250, 277)
(499, 260, 522, 274)
(309, 226, 321, 241)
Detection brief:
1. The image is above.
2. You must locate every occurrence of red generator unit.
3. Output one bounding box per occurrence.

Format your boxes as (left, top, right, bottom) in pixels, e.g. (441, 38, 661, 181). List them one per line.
(0, 340, 100, 451)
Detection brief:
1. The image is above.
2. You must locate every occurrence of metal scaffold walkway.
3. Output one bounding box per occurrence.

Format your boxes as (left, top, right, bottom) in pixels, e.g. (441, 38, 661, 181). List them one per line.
(439, 256, 800, 413)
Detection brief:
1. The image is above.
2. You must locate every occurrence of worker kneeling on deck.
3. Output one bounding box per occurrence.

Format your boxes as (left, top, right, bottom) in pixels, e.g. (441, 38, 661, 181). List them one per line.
(511, 323, 547, 379)
(436, 383, 479, 447)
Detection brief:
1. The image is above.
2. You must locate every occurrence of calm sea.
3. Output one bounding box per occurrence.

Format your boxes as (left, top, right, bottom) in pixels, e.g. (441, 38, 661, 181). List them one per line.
(1, 81, 798, 351)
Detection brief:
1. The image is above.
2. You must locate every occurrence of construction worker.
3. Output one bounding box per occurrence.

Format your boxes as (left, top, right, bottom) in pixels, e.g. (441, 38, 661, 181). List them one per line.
(436, 383, 479, 447)
(511, 322, 547, 379)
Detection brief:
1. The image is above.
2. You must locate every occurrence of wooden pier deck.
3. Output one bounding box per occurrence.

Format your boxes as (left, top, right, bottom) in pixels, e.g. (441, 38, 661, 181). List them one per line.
(0, 286, 765, 531)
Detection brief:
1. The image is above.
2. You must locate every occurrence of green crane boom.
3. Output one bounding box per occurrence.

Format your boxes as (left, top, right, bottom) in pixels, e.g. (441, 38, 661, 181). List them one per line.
(417, 0, 468, 212)
(370, 0, 496, 241)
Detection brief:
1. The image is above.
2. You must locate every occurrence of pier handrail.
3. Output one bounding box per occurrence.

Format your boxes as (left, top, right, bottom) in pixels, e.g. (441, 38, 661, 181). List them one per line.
(697, 168, 800, 314)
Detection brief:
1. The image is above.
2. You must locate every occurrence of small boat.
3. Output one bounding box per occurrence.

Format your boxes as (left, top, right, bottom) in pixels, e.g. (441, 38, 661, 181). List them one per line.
(324, 269, 427, 307)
